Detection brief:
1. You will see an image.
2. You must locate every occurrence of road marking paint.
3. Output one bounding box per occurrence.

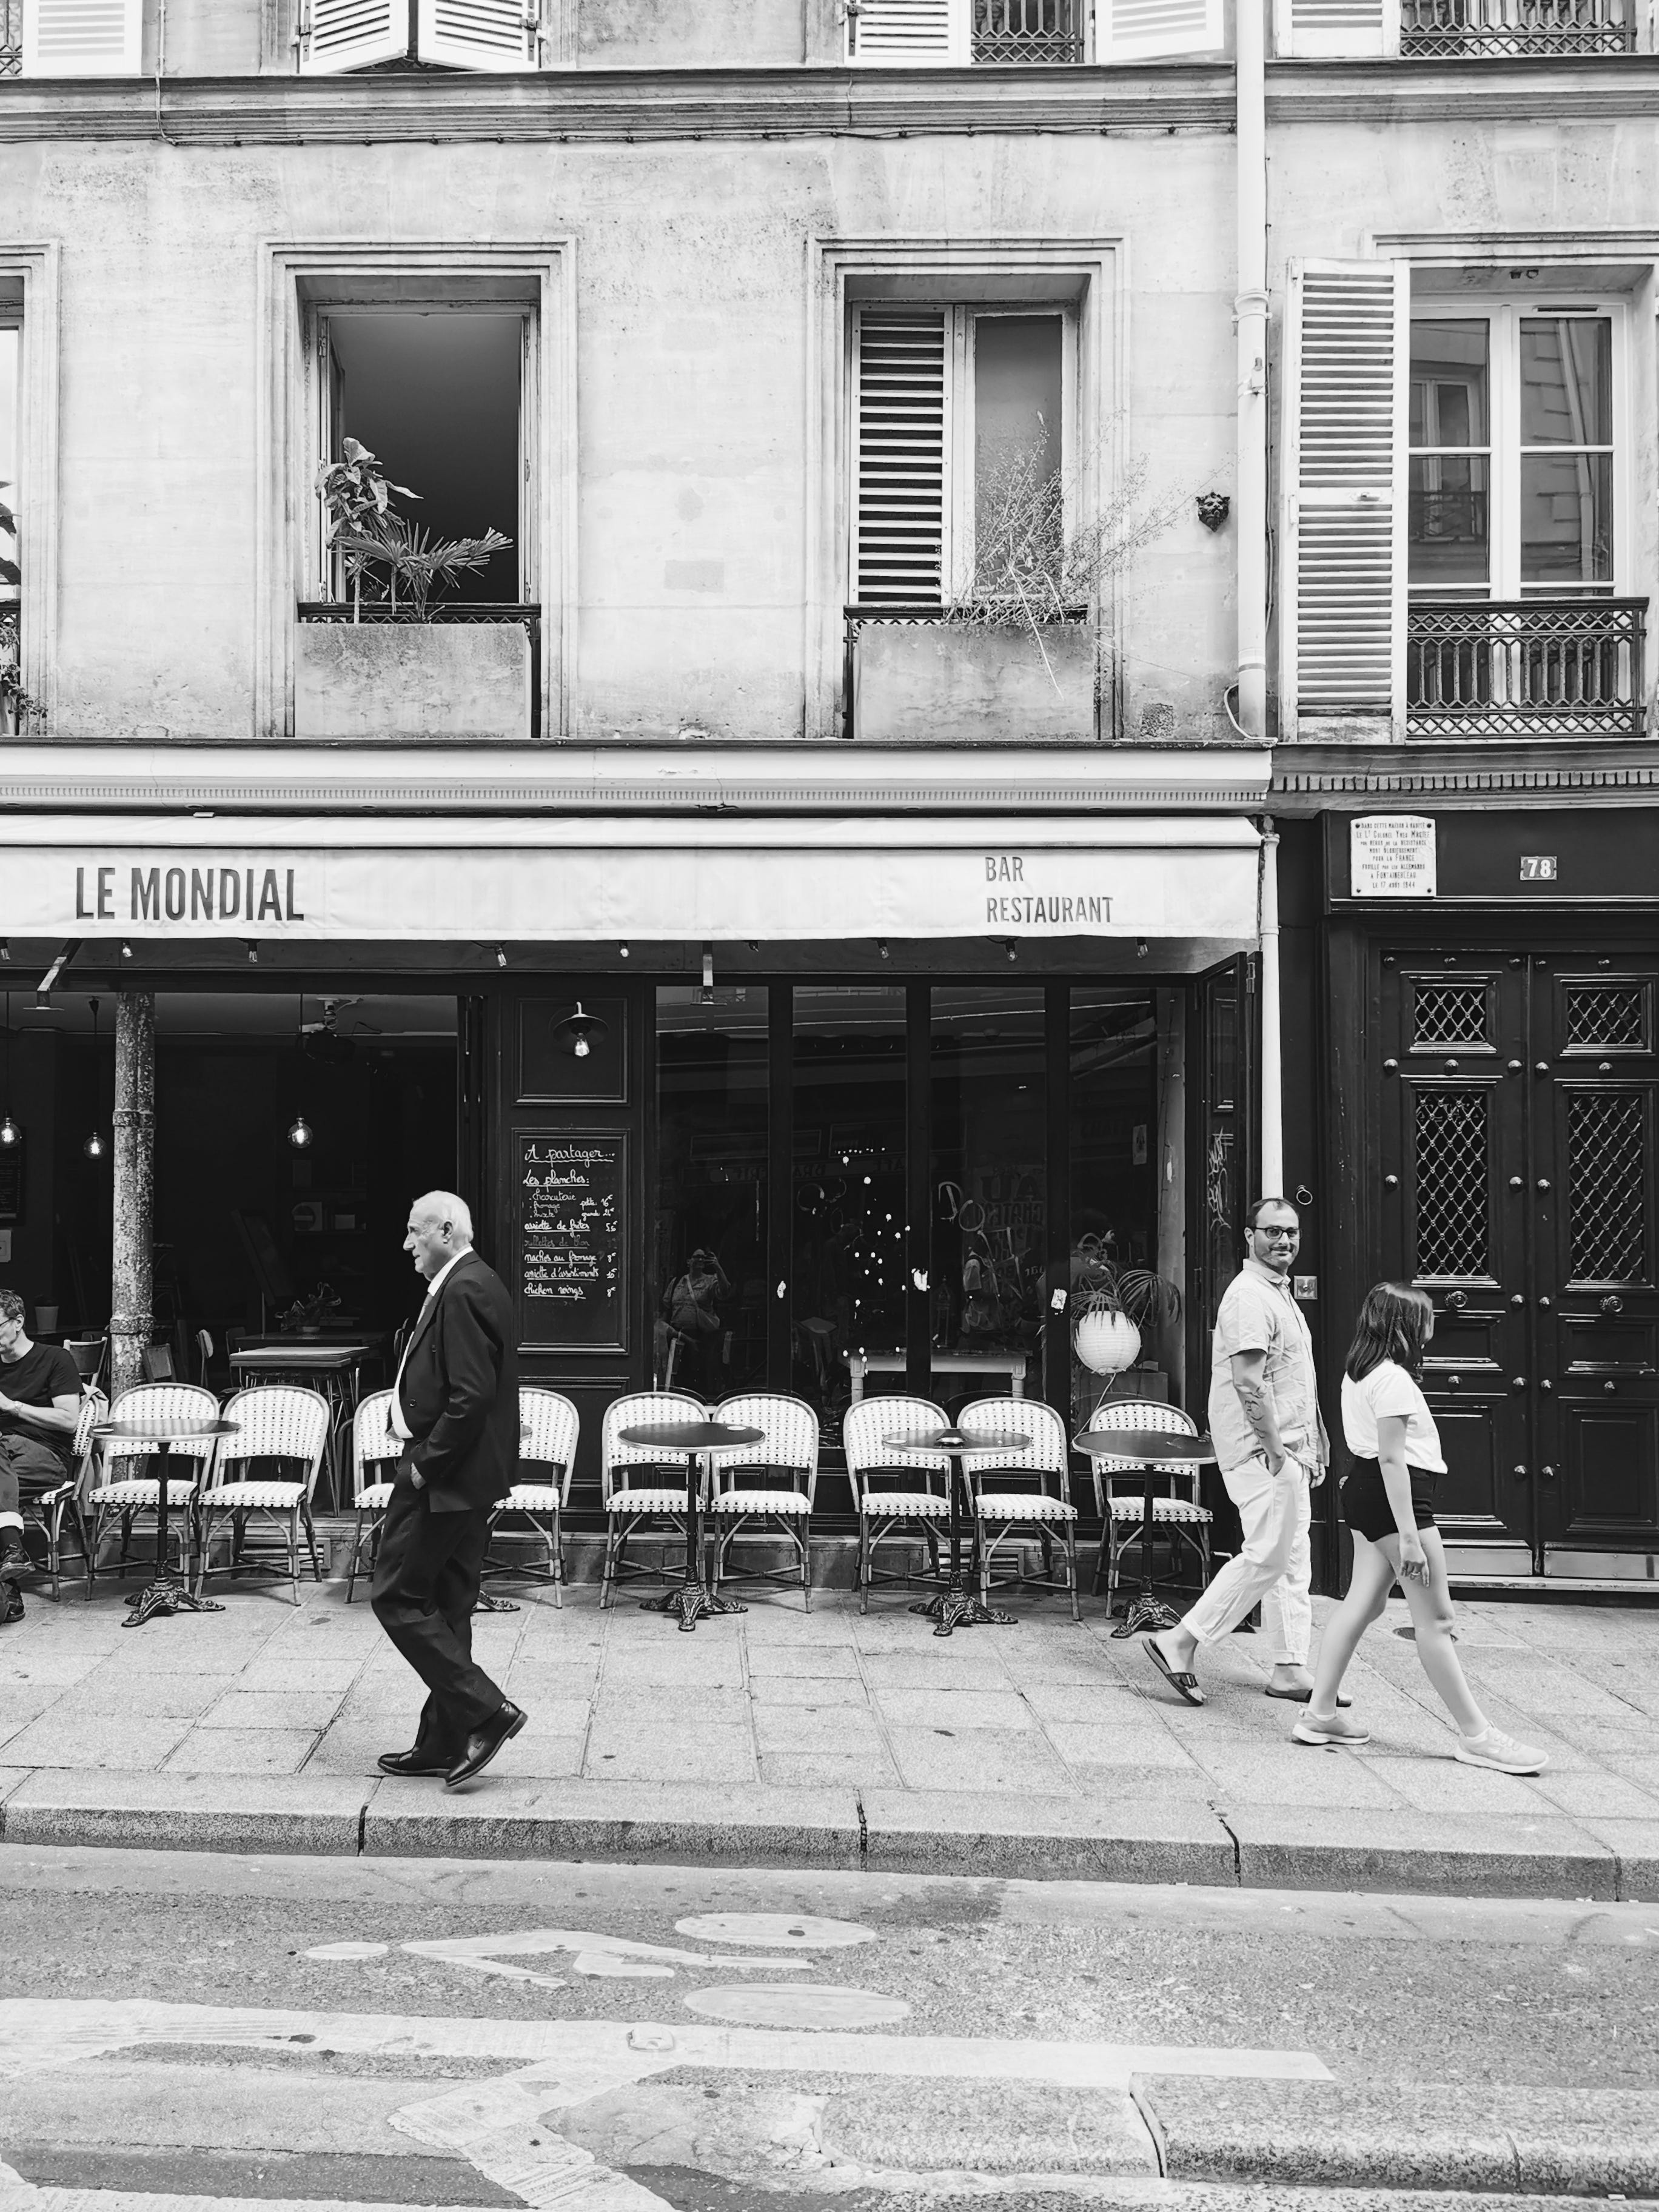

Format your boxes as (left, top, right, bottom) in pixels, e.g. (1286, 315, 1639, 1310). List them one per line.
(673, 1911, 874, 1948)
(682, 1985, 910, 2029)
(303, 1941, 389, 1962)
(402, 1927, 806, 1978)
(441, 1958, 569, 1992)
(390, 2076, 671, 2210)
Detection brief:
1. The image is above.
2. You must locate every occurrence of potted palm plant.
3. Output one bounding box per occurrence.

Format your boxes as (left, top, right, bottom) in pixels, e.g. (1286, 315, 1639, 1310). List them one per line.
(294, 440, 528, 742)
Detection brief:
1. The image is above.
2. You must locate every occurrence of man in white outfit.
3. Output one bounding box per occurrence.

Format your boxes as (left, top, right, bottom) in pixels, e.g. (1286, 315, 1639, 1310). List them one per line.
(1147, 1197, 1338, 1706)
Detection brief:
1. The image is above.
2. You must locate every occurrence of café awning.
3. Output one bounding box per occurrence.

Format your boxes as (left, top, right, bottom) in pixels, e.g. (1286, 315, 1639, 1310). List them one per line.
(0, 814, 1263, 949)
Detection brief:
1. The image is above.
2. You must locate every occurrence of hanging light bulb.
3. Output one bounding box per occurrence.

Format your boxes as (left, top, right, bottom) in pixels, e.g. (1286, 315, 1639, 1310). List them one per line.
(81, 997, 106, 1161)
(0, 990, 18, 1147)
(552, 1000, 608, 1061)
(287, 1113, 313, 1150)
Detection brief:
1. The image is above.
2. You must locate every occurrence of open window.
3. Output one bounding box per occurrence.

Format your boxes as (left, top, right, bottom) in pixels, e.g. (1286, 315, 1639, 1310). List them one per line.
(0, 309, 16, 721)
(309, 304, 531, 605)
(845, 0, 1221, 61)
(298, 0, 545, 73)
(850, 303, 1073, 608)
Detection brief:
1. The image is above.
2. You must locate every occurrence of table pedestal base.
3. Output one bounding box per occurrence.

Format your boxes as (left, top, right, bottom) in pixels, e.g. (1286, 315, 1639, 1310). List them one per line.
(1111, 1590, 1182, 1638)
(911, 1587, 1015, 1636)
(124, 1575, 224, 1627)
(642, 1583, 748, 1633)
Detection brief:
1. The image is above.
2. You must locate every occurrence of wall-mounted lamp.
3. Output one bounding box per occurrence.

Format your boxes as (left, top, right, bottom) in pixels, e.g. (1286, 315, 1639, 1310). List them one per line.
(877, 940, 890, 961)
(495, 945, 508, 969)
(1136, 939, 1150, 959)
(120, 942, 134, 962)
(1005, 940, 1019, 964)
(552, 1001, 608, 1062)
(1196, 491, 1230, 532)
(618, 943, 631, 960)
(246, 941, 259, 964)
(0, 940, 10, 962)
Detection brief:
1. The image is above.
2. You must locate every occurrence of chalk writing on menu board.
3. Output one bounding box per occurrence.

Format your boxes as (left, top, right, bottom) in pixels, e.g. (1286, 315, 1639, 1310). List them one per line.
(518, 1134, 625, 1347)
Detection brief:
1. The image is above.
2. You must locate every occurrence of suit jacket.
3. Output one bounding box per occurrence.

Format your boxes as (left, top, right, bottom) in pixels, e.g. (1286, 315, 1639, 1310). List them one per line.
(397, 1249, 520, 1516)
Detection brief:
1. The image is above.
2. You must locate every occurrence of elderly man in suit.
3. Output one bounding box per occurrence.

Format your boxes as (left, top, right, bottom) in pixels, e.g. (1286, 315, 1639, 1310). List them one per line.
(372, 1190, 527, 1788)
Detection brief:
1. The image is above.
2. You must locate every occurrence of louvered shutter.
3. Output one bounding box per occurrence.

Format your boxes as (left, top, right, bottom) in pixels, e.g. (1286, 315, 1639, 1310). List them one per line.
(853, 308, 950, 608)
(22, 0, 141, 74)
(1279, 260, 1409, 741)
(1098, 0, 1224, 59)
(418, 0, 538, 69)
(847, 0, 968, 64)
(1273, 0, 1397, 56)
(299, 0, 409, 73)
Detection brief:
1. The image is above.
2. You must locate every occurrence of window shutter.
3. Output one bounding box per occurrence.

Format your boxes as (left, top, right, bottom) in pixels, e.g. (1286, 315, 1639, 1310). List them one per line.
(847, 0, 968, 65)
(22, 0, 141, 74)
(1098, 0, 1224, 60)
(1280, 260, 1409, 741)
(1273, 0, 1397, 56)
(853, 307, 950, 607)
(417, 0, 540, 69)
(298, 0, 409, 73)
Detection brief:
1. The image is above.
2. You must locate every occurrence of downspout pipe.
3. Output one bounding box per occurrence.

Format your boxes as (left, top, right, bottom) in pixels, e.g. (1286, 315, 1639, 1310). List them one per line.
(1236, 0, 1268, 742)
(1258, 817, 1284, 1196)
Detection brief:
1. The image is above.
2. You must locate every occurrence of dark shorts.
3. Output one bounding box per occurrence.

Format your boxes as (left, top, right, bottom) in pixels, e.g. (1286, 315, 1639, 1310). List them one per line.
(1341, 1456, 1438, 1544)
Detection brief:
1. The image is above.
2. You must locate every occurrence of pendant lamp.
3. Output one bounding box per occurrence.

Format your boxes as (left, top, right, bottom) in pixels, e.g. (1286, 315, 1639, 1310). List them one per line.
(0, 991, 19, 1148)
(82, 997, 107, 1161)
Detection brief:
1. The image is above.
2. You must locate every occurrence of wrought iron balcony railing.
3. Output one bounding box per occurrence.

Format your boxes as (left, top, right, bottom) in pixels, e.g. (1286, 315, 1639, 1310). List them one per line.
(0, 1, 18, 76)
(973, 0, 1087, 61)
(1407, 597, 1647, 740)
(1401, 0, 1632, 55)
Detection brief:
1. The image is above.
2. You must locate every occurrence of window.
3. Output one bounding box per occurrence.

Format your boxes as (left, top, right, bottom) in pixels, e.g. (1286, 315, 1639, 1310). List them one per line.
(18, 0, 139, 73)
(298, 0, 545, 73)
(850, 304, 1071, 607)
(308, 304, 530, 604)
(0, 311, 16, 700)
(1409, 305, 1620, 598)
(845, 0, 1222, 62)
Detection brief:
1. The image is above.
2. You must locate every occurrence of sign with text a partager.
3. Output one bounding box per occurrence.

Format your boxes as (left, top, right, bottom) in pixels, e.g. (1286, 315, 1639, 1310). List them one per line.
(1350, 815, 1436, 899)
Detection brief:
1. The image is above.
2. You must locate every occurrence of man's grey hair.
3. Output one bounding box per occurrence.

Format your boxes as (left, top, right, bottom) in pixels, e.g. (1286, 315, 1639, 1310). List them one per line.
(0, 1288, 22, 1327)
(414, 1191, 474, 1245)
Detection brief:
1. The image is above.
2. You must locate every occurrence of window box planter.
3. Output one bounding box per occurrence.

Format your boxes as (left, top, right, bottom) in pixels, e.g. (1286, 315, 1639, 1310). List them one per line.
(848, 613, 1098, 742)
(293, 606, 537, 743)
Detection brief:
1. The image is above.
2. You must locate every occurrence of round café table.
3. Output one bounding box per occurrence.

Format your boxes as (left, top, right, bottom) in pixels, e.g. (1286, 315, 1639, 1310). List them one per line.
(884, 1426, 1030, 1637)
(1073, 1426, 1216, 1638)
(92, 1416, 240, 1627)
(619, 1419, 766, 1633)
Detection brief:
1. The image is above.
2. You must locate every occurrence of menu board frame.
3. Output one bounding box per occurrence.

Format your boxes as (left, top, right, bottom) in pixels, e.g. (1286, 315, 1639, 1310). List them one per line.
(513, 1127, 629, 1355)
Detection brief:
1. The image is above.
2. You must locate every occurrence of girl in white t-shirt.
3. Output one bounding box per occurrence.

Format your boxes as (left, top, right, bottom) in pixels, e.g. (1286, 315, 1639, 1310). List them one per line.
(1293, 1281, 1546, 1775)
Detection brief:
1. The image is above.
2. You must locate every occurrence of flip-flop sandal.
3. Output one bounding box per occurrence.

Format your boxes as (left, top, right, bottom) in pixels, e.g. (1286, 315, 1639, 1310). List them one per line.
(1147, 1639, 1205, 1706)
(1265, 1686, 1353, 1708)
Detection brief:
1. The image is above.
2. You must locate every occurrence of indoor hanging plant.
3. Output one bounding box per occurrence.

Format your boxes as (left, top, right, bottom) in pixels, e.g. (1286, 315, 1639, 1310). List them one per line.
(1068, 1234, 1181, 1380)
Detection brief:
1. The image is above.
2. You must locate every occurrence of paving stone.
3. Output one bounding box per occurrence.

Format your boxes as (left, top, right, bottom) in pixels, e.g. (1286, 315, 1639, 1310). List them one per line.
(596, 1638, 746, 1687)
(1014, 1680, 1159, 1724)
(1226, 1803, 1618, 1899)
(757, 1749, 902, 1789)
(47, 1671, 229, 1720)
(0, 1711, 193, 1771)
(884, 1723, 1073, 1795)
(1196, 1746, 1409, 1810)
(591, 1686, 751, 1731)
(164, 1728, 320, 1776)
(751, 1705, 888, 1754)
(197, 1691, 348, 1732)
(584, 1722, 757, 1785)
(1572, 1815, 1659, 1900)
(861, 1788, 1236, 1883)
(743, 1642, 863, 1678)
(871, 1687, 1036, 1732)
(857, 1649, 1014, 1691)
(1361, 1754, 1560, 1815)
(746, 1672, 871, 1707)
(1041, 1721, 1204, 1774)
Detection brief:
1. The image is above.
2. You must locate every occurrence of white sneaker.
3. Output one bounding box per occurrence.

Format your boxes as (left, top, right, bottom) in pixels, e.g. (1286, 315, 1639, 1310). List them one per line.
(1454, 1726, 1547, 1775)
(1292, 1711, 1372, 1746)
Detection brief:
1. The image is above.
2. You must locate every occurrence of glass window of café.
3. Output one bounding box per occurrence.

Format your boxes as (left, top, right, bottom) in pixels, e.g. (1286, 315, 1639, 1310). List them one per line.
(653, 980, 1182, 1517)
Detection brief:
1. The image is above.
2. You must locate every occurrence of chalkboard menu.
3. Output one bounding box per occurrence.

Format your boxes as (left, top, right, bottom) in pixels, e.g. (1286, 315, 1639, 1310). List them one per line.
(516, 1131, 627, 1351)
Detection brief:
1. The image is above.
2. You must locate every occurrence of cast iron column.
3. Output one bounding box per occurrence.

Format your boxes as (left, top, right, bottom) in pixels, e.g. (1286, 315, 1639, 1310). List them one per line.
(110, 990, 156, 1400)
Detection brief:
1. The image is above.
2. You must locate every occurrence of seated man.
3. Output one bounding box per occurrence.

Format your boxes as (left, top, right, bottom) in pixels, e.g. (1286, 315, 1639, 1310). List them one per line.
(0, 1290, 83, 1624)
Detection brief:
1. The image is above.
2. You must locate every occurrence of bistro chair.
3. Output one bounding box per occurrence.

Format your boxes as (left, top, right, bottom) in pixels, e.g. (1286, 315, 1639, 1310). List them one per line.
(843, 1393, 951, 1614)
(1085, 1398, 1209, 1601)
(64, 1336, 109, 1390)
(483, 1386, 580, 1604)
(195, 1329, 215, 1388)
(85, 1381, 223, 1590)
(16, 1387, 105, 1600)
(959, 1396, 1080, 1621)
(195, 1384, 330, 1606)
(598, 1390, 705, 1608)
(346, 1389, 400, 1603)
(708, 1392, 819, 1610)
(141, 1342, 178, 1382)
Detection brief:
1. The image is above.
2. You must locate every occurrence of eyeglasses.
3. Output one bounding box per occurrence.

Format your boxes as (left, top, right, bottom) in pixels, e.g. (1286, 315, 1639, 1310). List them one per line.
(1256, 1227, 1299, 1241)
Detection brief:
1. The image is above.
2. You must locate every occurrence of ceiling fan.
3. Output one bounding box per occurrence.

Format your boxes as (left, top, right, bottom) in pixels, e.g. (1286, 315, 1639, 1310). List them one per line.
(299, 996, 380, 1064)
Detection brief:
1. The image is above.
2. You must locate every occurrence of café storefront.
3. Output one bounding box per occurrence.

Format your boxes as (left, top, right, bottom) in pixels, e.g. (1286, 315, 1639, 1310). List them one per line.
(0, 749, 1275, 1530)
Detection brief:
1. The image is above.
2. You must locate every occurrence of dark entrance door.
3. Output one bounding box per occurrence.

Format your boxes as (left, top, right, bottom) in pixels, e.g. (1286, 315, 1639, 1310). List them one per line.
(1377, 947, 1659, 1577)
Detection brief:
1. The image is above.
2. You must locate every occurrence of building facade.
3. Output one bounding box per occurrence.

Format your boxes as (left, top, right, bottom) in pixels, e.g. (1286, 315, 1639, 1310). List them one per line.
(0, 0, 1654, 1580)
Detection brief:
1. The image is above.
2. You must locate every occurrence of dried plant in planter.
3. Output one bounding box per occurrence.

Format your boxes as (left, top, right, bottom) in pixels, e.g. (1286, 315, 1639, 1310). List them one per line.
(947, 440, 1191, 689)
(317, 437, 512, 621)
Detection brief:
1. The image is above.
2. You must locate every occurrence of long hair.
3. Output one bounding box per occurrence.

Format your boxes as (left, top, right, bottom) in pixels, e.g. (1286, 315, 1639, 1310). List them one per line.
(1345, 1280, 1434, 1382)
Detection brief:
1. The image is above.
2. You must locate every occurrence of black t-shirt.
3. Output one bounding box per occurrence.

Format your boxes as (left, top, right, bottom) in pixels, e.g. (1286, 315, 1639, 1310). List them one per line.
(0, 1342, 81, 1472)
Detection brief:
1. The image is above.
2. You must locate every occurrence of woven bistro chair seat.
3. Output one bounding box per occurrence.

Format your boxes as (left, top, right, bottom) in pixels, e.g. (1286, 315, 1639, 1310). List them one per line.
(708, 1393, 820, 1610)
(85, 1382, 224, 1589)
(960, 1396, 1080, 1621)
(599, 1390, 708, 1607)
(196, 1385, 330, 1606)
(1085, 1398, 1210, 1601)
(843, 1395, 952, 1612)
(484, 1387, 580, 1603)
(344, 1390, 401, 1602)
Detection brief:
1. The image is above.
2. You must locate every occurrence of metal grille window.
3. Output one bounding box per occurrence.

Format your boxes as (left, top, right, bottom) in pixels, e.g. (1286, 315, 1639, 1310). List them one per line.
(1410, 979, 1490, 1050)
(1565, 983, 1650, 1053)
(1413, 1088, 1491, 1279)
(1567, 1092, 1647, 1282)
(973, 0, 1086, 58)
(0, 1, 19, 74)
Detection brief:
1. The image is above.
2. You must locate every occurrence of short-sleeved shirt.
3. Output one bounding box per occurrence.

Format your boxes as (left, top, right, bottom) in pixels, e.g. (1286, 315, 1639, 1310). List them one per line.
(1207, 1259, 1320, 1476)
(0, 1341, 81, 1475)
(1341, 1359, 1445, 1473)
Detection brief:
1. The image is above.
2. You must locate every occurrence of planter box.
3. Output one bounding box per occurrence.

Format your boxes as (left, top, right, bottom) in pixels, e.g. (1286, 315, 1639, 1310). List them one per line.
(854, 618, 1097, 742)
(294, 619, 531, 743)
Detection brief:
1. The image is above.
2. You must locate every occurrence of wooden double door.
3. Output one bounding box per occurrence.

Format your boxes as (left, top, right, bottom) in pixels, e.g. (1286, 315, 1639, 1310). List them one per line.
(1373, 945, 1659, 1577)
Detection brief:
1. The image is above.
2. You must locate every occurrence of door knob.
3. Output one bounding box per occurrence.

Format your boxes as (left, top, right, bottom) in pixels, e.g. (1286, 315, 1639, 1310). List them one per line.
(1540, 1379, 1553, 1393)
(1384, 1174, 1399, 1190)
(1445, 1057, 1460, 1071)
(1447, 1373, 1462, 1388)
(1538, 1295, 1552, 1310)
(1605, 1380, 1618, 1395)
(1511, 1375, 1526, 1390)
(1537, 1178, 1552, 1192)
(1540, 1463, 1557, 1481)
(1512, 1464, 1528, 1478)
(1446, 1290, 1468, 1312)
(1509, 1176, 1524, 1190)
(1383, 1057, 1398, 1073)
(1601, 1295, 1624, 1316)
(1535, 1061, 1549, 1074)
(1507, 1059, 1523, 1073)
(1599, 1061, 1612, 1074)
(1510, 1294, 1525, 1308)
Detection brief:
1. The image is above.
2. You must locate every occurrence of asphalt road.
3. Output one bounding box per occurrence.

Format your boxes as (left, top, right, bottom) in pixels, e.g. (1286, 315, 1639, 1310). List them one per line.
(1, 1844, 1656, 2210)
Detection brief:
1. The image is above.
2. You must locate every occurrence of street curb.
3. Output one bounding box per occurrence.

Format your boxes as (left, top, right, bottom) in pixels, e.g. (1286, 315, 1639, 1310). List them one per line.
(1138, 2079, 1659, 2196)
(4, 1767, 1658, 1897)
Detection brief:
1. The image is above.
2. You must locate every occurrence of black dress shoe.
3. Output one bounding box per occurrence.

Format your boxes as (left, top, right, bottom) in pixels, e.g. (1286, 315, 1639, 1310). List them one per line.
(0, 1581, 22, 1626)
(377, 1747, 454, 1777)
(444, 1701, 527, 1788)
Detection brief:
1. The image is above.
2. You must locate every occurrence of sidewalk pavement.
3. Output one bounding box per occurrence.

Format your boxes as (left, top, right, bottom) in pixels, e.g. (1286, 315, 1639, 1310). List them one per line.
(2, 1571, 1657, 1897)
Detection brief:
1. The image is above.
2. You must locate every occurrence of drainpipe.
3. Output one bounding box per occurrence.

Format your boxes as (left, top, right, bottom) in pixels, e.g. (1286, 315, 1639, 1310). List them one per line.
(1258, 818, 1284, 1196)
(1236, 0, 1268, 742)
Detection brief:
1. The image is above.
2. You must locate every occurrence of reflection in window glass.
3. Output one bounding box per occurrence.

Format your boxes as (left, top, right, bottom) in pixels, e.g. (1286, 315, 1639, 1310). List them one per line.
(974, 314, 1063, 534)
(930, 990, 1047, 1404)
(0, 321, 16, 646)
(1068, 992, 1158, 1427)
(1521, 452, 1613, 587)
(791, 988, 908, 1452)
(1409, 455, 1489, 586)
(1409, 321, 1489, 591)
(1520, 318, 1611, 448)
(654, 988, 769, 1399)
